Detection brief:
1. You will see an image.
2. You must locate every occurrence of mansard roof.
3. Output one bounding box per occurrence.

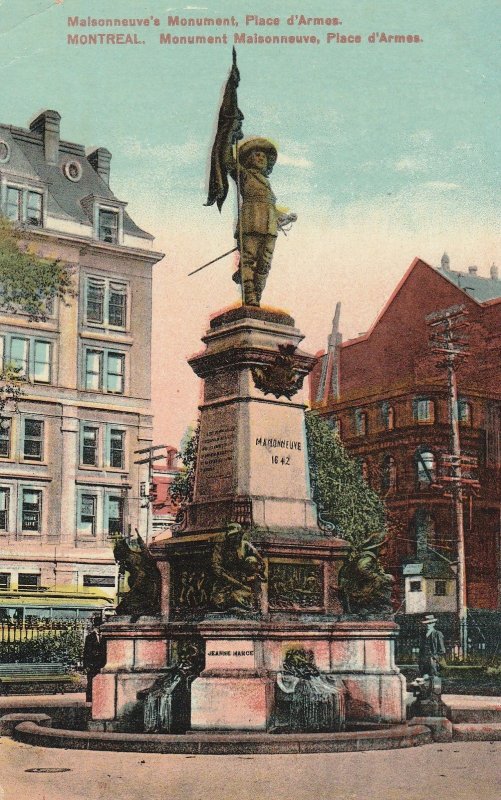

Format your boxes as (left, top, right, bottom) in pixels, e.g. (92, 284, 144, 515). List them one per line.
(0, 111, 152, 241)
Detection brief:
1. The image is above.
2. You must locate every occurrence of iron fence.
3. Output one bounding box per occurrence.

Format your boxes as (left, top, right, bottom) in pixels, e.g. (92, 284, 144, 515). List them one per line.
(395, 611, 501, 664)
(0, 620, 86, 665)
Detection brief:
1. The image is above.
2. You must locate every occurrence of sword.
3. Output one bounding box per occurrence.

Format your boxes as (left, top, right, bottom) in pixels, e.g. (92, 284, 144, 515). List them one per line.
(187, 247, 238, 277)
(188, 214, 297, 277)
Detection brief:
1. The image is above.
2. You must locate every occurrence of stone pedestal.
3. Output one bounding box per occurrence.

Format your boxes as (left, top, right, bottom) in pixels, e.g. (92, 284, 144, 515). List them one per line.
(185, 307, 319, 533)
(186, 620, 405, 729)
(90, 620, 168, 732)
(92, 307, 406, 734)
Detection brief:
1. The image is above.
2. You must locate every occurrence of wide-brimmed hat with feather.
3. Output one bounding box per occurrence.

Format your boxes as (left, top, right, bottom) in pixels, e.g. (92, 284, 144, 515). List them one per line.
(237, 137, 278, 171)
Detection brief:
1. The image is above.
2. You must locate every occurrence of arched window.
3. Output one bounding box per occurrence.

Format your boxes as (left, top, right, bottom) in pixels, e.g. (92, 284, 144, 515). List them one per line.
(458, 399, 472, 426)
(381, 455, 397, 492)
(414, 397, 435, 424)
(354, 409, 367, 436)
(387, 405, 395, 430)
(381, 402, 395, 430)
(415, 449, 436, 487)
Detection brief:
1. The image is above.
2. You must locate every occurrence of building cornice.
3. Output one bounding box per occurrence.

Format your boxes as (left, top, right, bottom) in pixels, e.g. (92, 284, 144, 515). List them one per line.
(25, 226, 164, 265)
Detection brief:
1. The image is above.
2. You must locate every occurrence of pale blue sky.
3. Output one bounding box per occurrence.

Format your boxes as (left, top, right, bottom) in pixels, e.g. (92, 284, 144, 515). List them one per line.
(1, 0, 499, 445)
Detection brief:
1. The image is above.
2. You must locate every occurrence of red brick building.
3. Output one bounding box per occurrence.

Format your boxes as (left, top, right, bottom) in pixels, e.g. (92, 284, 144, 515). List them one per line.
(310, 256, 501, 611)
(150, 447, 181, 537)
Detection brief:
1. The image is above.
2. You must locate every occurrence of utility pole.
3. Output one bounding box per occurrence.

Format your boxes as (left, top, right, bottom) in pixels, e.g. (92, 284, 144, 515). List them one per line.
(133, 444, 168, 543)
(426, 304, 475, 656)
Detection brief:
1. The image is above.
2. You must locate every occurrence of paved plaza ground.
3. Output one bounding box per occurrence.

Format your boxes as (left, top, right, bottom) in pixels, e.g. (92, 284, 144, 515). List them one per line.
(1, 737, 500, 800)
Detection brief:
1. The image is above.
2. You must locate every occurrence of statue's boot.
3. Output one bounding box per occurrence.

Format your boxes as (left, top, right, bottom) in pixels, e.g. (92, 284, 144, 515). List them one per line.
(243, 280, 259, 306)
(255, 273, 268, 305)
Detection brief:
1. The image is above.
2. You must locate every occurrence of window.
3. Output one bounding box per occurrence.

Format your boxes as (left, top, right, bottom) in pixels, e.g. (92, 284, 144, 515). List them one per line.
(23, 419, 44, 461)
(5, 186, 43, 226)
(84, 350, 102, 391)
(330, 418, 342, 437)
(0, 488, 9, 530)
(83, 575, 116, 588)
(10, 337, 29, 376)
(84, 348, 125, 394)
(21, 490, 42, 531)
(79, 494, 97, 536)
(0, 419, 11, 458)
(458, 399, 472, 426)
(354, 409, 368, 436)
(82, 426, 99, 466)
(108, 429, 125, 469)
(98, 209, 119, 243)
(381, 455, 397, 493)
(107, 496, 124, 536)
(33, 341, 51, 383)
(0, 573, 10, 590)
(86, 279, 105, 323)
(109, 283, 127, 327)
(26, 191, 43, 226)
(409, 580, 422, 593)
(106, 353, 125, 394)
(416, 449, 436, 487)
(414, 398, 435, 424)
(381, 402, 395, 430)
(18, 573, 40, 590)
(85, 277, 127, 329)
(434, 580, 447, 596)
(0, 335, 52, 383)
(6, 187, 21, 221)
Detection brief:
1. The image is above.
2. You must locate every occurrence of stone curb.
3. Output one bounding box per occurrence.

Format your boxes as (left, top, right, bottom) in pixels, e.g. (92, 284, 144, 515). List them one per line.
(13, 721, 432, 755)
(452, 723, 501, 742)
(0, 713, 52, 736)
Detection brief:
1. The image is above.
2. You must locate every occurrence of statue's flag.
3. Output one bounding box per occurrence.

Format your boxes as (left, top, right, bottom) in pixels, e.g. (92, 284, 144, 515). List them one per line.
(205, 48, 243, 211)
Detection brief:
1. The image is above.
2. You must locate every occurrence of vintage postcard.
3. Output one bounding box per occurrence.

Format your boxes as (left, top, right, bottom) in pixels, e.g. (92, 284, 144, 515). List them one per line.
(0, 1, 499, 798)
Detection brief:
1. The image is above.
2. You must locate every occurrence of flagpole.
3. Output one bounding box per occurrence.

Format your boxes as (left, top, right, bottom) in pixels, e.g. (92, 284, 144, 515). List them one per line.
(235, 137, 245, 306)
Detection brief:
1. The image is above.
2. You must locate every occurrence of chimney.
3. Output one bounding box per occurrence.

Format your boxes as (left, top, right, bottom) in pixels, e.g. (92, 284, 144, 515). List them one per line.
(468, 265, 478, 275)
(29, 110, 61, 165)
(87, 147, 112, 186)
(440, 252, 450, 271)
(490, 263, 499, 280)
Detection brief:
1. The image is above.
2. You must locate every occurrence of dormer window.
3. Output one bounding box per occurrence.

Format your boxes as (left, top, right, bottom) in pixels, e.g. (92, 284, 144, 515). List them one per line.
(81, 194, 125, 246)
(98, 209, 119, 243)
(5, 185, 43, 227)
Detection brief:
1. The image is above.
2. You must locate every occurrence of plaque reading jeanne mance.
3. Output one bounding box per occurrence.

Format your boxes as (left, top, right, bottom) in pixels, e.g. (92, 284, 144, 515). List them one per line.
(268, 561, 324, 610)
(205, 640, 256, 670)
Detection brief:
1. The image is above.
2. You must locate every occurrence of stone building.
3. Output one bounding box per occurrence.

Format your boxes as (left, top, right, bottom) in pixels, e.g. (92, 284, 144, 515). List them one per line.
(310, 256, 501, 612)
(0, 110, 163, 621)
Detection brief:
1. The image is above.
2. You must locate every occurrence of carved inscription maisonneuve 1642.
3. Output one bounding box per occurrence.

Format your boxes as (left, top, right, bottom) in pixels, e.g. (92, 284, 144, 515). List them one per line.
(268, 561, 324, 611)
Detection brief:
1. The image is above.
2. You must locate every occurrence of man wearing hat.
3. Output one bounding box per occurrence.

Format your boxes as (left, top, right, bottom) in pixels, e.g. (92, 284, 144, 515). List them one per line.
(418, 614, 446, 677)
(83, 613, 107, 702)
(227, 137, 289, 306)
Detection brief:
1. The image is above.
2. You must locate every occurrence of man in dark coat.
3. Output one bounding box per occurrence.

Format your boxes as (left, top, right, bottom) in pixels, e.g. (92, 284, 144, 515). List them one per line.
(83, 614, 107, 702)
(418, 614, 446, 677)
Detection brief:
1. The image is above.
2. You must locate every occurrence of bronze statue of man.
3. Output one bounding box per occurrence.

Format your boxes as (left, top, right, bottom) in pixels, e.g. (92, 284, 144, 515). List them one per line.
(225, 137, 281, 307)
(205, 52, 296, 307)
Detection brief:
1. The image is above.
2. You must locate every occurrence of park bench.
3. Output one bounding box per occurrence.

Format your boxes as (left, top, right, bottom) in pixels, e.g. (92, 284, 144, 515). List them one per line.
(0, 662, 79, 694)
